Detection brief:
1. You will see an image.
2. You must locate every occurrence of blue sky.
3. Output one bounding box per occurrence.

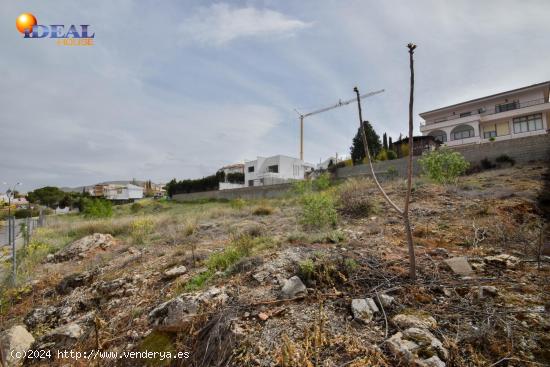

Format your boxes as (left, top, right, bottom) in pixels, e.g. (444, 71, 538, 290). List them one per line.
(2, 0, 550, 191)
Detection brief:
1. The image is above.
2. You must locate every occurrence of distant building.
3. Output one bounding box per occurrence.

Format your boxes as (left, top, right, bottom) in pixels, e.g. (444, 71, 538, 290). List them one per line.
(244, 155, 314, 187)
(219, 163, 245, 190)
(103, 184, 144, 201)
(392, 136, 439, 158)
(420, 81, 550, 146)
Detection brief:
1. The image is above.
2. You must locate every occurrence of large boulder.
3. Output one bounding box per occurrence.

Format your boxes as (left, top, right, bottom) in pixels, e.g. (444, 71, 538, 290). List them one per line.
(0, 325, 35, 367)
(40, 323, 83, 349)
(56, 271, 96, 295)
(50, 233, 115, 262)
(484, 254, 520, 269)
(163, 265, 188, 279)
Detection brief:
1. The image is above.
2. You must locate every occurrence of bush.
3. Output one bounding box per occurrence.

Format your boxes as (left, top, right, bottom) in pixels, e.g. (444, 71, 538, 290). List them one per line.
(386, 166, 398, 180)
(313, 172, 331, 191)
(81, 198, 113, 218)
(480, 158, 495, 170)
(14, 208, 40, 219)
(419, 148, 470, 184)
(292, 179, 312, 195)
(131, 217, 155, 244)
(130, 202, 143, 213)
(337, 178, 377, 217)
(376, 149, 388, 161)
(386, 150, 398, 160)
(495, 154, 515, 166)
(300, 192, 338, 229)
(252, 205, 273, 216)
(230, 198, 246, 210)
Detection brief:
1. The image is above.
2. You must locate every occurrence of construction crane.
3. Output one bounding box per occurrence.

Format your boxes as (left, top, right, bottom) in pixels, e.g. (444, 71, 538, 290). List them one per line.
(295, 89, 385, 161)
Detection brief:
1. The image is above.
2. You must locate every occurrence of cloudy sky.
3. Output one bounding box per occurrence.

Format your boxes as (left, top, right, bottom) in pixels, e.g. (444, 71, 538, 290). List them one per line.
(2, 0, 549, 191)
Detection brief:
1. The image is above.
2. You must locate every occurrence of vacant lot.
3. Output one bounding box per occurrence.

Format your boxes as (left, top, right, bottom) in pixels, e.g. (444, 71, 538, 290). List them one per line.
(1, 164, 548, 366)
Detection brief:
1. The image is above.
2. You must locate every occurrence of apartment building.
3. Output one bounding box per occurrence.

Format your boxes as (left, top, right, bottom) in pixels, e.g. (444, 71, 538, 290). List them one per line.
(420, 81, 550, 146)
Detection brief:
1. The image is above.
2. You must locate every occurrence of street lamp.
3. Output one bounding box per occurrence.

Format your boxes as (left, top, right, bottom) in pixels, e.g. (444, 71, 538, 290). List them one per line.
(4, 182, 22, 218)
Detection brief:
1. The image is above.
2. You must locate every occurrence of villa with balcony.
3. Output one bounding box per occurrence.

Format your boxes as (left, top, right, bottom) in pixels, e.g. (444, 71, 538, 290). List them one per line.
(419, 81, 550, 147)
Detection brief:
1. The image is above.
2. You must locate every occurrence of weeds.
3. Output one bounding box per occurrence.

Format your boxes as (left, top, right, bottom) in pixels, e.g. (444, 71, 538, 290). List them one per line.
(131, 217, 155, 244)
(337, 178, 377, 217)
(300, 192, 338, 229)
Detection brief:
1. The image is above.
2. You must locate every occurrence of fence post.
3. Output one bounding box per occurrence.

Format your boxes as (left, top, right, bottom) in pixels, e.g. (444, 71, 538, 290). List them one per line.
(10, 216, 16, 285)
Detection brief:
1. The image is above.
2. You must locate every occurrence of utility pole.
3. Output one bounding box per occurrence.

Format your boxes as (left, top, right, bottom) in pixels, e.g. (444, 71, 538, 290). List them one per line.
(295, 89, 384, 161)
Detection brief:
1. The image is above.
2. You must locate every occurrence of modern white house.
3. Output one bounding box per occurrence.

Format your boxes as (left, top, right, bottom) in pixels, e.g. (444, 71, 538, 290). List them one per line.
(219, 163, 245, 190)
(103, 184, 144, 201)
(244, 155, 314, 187)
(419, 81, 550, 146)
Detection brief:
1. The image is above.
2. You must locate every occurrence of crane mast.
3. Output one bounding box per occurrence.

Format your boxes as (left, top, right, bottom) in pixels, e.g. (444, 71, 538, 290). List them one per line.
(296, 89, 384, 160)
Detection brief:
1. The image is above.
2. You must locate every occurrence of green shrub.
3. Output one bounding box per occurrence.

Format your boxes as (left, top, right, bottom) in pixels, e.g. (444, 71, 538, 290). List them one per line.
(337, 178, 377, 217)
(419, 148, 470, 184)
(495, 154, 515, 166)
(131, 217, 155, 244)
(386, 150, 398, 160)
(300, 192, 338, 229)
(293, 179, 312, 195)
(130, 202, 143, 213)
(313, 172, 331, 191)
(376, 149, 388, 161)
(14, 208, 40, 219)
(386, 166, 398, 180)
(81, 198, 113, 218)
(230, 198, 246, 210)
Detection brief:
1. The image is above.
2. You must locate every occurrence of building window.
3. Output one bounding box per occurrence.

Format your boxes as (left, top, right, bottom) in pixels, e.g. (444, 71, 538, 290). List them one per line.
(248, 166, 254, 173)
(429, 130, 447, 143)
(483, 131, 497, 139)
(267, 165, 278, 173)
(513, 113, 543, 133)
(248, 180, 254, 187)
(459, 112, 471, 118)
(451, 125, 475, 140)
(495, 101, 518, 113)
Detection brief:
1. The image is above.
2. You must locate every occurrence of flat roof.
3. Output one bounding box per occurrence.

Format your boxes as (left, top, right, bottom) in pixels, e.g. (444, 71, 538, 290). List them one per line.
(420, 81, 550, 117)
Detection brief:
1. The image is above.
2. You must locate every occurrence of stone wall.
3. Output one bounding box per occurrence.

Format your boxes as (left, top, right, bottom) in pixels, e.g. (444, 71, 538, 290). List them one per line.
(172, 182, 294, 202)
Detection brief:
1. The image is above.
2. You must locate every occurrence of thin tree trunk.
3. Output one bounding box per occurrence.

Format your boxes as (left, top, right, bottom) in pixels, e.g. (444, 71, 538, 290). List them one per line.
(353, 87, 403, 215)
(352, 43, 418, 281)
(404, 43, 417, 281)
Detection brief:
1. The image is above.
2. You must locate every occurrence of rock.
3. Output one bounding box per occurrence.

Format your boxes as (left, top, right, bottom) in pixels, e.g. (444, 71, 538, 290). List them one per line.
(56, 271, 95, 295)
(24, 307, 58, 329)
(429, 248, 449, 258)
(484, 254, 520, 269)
(417, 355, 446, 367)
(127, 246, 140, 255)
(443, 256, 473, 276)
(258, 312, 269, 321)
(163, 265, 187, 279)
(479, 286, 498, 298)
(42, 323, 83, 348)
(281, 276, 307, 299)
(93, 276, 135, 299)
(392, 313, 437, 330)
(0, 325, 35, 367)
(351, 298, 379, 323)
(387, 327, 448, 366)
(148, 287, 228, 329)
(378, 294, 395, 308)
(51, 233, 115, 262)
(45, 254, 55, 262)
(252, 271, 269, 283)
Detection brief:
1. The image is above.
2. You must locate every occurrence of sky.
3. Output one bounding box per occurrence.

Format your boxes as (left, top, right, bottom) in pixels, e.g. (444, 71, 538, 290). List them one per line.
(1, 0, 549, 192)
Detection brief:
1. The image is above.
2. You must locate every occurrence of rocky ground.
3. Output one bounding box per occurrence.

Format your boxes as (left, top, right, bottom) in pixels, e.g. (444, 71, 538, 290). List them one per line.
(1, 164, 549, 367)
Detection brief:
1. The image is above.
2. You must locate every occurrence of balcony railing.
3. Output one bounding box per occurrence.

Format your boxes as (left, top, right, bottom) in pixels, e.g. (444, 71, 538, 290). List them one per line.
(423, 98, 547, 126)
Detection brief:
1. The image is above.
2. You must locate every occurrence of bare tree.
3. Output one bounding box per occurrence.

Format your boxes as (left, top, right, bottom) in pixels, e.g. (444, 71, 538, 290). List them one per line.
(353, 43, 417, 280)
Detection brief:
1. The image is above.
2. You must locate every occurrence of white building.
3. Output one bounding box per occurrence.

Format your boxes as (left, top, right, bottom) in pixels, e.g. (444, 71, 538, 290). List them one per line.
(219, 163, 245, 190)
(244, 155, 314, 187)
(420, 81, 550, 146)
(103, 184, 144, 201)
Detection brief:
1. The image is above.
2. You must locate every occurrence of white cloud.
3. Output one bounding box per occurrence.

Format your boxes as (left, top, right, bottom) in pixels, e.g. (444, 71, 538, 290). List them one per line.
(178, 3, 311, 45)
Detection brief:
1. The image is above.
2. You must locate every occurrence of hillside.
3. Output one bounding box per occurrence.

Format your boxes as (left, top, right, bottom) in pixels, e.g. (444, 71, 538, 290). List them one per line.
(1, 164, 549, 367)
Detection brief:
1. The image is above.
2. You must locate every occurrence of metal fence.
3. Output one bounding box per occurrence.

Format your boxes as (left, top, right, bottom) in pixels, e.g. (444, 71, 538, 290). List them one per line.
(2, 209, 45, 285)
